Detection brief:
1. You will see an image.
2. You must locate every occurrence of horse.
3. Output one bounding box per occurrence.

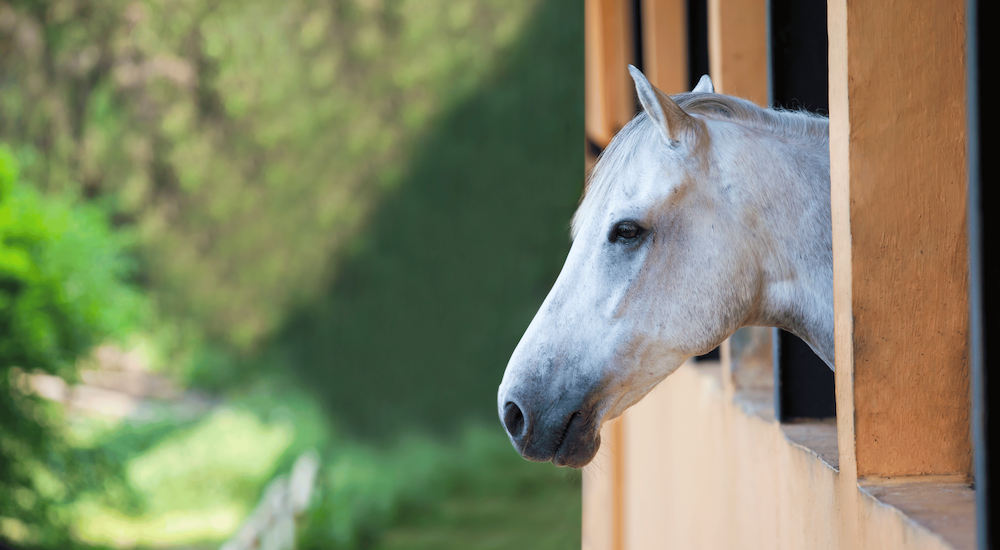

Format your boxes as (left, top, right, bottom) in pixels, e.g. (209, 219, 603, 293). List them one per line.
(497, 66, 832, 468)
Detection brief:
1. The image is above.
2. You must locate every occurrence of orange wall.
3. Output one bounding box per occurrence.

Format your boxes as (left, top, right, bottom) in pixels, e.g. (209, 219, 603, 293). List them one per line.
(583, 362, 972, 550)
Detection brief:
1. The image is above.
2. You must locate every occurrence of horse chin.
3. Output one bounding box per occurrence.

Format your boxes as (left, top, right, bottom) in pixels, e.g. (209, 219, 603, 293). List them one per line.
(551, 409, 602, 468)
(553, 431, 601, 468)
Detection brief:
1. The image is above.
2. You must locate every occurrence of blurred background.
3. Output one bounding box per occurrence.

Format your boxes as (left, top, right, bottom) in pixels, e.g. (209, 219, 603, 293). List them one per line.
(0, 0, 583, 547)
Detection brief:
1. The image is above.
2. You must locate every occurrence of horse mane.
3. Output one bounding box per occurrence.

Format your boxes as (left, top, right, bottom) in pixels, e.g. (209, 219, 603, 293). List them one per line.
(573, 93, 828, 238)
(674, 92, 829, 145)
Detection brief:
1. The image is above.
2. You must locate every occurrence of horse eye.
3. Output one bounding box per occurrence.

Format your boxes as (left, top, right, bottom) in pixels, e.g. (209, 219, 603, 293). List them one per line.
(610, 221, 645, 243)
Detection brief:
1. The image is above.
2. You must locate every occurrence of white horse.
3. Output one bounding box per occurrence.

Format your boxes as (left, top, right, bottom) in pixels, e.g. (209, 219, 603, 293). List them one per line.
(497, 66, 832, 468)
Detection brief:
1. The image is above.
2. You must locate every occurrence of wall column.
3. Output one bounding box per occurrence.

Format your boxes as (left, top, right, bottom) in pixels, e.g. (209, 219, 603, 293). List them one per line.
(830, 0, 970, 480)
(706, 0, 767, 104)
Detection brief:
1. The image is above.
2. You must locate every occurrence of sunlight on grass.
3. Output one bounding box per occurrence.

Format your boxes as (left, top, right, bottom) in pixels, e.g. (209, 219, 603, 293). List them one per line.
(73, 408, 294, 547)
(128, 408, 293, 501)
(73, 502, 243, 548)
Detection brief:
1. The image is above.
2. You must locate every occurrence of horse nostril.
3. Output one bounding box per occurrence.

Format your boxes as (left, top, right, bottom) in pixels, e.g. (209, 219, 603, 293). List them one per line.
(503, 402, 525, 439)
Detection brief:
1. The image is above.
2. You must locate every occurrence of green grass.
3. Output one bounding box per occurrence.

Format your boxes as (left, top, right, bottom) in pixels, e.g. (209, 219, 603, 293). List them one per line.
(56, 382, 581, 550)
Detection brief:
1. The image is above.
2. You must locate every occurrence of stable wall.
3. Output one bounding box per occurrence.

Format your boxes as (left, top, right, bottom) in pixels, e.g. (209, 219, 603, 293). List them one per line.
(583, 362, 970, 550)
(581, 0, 977, 547)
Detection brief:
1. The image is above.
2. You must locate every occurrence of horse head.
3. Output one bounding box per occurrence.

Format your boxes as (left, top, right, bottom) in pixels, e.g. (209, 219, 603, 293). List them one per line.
(497, 67, 833, 468)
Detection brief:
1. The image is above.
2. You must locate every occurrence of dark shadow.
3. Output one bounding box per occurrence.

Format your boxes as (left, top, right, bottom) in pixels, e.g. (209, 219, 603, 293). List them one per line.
(273, 0, 584, 442)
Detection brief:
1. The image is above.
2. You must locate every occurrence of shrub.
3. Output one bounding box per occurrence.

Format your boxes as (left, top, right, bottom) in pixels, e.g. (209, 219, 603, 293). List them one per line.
(0, 145, 146, 547)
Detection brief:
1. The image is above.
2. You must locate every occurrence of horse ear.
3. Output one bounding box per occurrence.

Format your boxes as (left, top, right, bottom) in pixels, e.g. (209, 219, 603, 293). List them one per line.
(692, 74, 714, 93)
(628, 65, 698, 146)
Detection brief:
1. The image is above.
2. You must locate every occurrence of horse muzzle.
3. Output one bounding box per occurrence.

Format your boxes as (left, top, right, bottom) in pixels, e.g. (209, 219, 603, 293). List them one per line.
(498, 393, 603, 468)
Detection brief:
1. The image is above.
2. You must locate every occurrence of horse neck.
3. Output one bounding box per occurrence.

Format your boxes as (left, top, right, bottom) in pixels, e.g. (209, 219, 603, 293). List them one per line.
(721, 126, 834, 368)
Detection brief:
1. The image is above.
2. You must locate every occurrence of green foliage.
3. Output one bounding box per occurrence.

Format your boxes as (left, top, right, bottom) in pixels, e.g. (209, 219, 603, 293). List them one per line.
(2, 0, 584, 433)
(0, 147, 145, 374)
(0, 145, 145, 548)
(1, 0, 585, 545)
(276, 0, 584, 438)
(0, 0, 539, 350)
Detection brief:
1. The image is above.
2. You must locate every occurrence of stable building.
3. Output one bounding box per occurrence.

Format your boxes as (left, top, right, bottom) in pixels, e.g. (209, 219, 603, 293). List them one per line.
(580, 0, 993, 548)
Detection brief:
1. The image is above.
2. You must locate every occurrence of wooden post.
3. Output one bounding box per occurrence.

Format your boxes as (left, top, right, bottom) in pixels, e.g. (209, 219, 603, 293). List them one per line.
(829, 0, 970, 480)
(585, 0, 636, 148)
(706, 0, 767, 104)
(640, 0, 687, 94)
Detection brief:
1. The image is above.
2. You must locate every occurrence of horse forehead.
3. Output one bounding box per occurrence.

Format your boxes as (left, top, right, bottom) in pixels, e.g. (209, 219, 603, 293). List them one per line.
(604, 144, 666, 198)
